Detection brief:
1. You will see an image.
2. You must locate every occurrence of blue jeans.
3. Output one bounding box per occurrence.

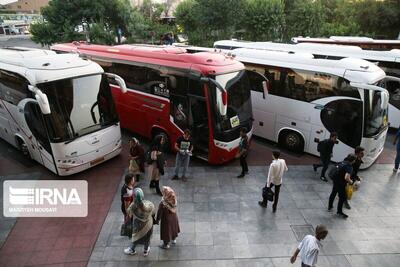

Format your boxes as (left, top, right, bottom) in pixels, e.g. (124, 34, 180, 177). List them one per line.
(174, 153, 190, 177)
(395, 149, 400, 169)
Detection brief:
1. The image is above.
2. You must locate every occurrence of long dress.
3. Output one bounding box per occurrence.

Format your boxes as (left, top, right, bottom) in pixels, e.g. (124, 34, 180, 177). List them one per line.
(130, 145, 145, 173)
(128, 200, 155, 245)
(156, 202, 180, 243)
(148, 151, 161, 181)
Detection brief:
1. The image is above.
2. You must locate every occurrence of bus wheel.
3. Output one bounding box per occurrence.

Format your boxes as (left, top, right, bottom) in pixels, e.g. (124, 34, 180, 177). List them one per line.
(153, 130, 170, 152)
(16, 138, 31, 159)
(280, 131, 304, 153)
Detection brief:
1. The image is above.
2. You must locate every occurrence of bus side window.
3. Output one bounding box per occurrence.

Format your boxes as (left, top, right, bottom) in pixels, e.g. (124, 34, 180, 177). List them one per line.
(188, 78, 204, 97)
(109, 63, 147, 92)
(24, 102, 52, 153)
(170, 95, 189, 130)
(0, 70, 29, 105)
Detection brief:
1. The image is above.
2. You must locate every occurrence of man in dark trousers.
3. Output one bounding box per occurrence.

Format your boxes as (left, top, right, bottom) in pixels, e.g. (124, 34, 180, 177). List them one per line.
(237, 127, 249, 178)
(313, 132, 338, 182)
(328, 154, 355, 218)
(344, 146, 364, 210)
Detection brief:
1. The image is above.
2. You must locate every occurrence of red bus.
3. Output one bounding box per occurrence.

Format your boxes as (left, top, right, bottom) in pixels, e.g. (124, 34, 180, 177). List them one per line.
(51, 43, 266, 164)
(292, 36, 400, 51)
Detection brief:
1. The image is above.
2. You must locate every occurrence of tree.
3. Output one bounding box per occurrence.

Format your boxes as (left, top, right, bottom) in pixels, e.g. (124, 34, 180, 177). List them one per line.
(30, 0, 139, 45)
(284, 0, 325, 41)
(241, 0, 285, 41)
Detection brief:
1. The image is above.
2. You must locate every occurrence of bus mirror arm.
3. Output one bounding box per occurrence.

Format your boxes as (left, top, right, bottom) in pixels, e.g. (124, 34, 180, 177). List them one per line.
(28, 85, 51, 114)
(314, 104, 325, 110)
(104, 73, 127, 93)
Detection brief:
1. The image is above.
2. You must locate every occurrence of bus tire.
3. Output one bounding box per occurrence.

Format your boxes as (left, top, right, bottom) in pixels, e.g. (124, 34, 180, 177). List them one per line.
(152, 129, 170, 152)
(16, 137, 31, 159)
(279, 131, 304, 153)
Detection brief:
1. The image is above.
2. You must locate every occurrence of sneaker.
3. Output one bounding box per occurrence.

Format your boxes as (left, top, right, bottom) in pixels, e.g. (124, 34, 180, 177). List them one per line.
(171, 175, 179, 180)
(159, 244, 170, 249)
(320, 176, 328, 182)
(344, 202, 351, 210)
(172, 240, 177, 245)
(393, 168, 398, 172)
(143, 247, 150, 257)
(313, 164, 317, 172)
(237, 174, 245, 178)
(258, 201, 267, 208)
(181, 176, 188, 182)
(124, 247, 137, 255)
(272, 208, 277, 213)
(328, 207, 333, 212)
(337, 212, 348, 218)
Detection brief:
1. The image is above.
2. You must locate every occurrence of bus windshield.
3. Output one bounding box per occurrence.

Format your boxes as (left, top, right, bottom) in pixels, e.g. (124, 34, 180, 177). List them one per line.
(364, 90, 388, 137)
(37, 74, 118, 142)
(211, 70, 252, 131)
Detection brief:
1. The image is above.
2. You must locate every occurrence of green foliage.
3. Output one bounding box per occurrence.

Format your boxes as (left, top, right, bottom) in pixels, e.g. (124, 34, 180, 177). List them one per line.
(31, 0, 138, 45)
(240, 0, 285, 41)
(284, 0, 325, 41)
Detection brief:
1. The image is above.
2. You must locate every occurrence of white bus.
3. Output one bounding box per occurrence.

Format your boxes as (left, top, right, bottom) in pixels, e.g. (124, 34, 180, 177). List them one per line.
(291, 36, 400, 51)
(226, 48, 389, 168)
(214, 40, 400, 128)
(0, 47, 127, 175)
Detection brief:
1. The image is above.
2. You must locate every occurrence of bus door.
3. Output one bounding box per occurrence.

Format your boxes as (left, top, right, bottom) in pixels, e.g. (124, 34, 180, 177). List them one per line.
(246, 70, 274, 139)
(23, 101, 56, 173)
(382, 76, 400, 128)
(188, 95, 209, 157)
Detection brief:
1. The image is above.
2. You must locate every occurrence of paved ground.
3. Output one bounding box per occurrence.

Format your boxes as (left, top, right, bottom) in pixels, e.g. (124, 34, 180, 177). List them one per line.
(88, 164, 400, 267)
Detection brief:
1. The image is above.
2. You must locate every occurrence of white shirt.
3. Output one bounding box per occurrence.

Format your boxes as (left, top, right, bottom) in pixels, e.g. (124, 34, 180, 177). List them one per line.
(267, 159, 288, 186)
(298, 235, 322, 267)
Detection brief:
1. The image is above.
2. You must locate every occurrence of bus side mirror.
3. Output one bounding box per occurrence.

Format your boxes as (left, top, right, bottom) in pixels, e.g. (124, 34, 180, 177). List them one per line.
(28, 85, 51, 114)
(105, 73, 127, 93)
(201, 77, 227, 116)
(262, 81, 269, 99)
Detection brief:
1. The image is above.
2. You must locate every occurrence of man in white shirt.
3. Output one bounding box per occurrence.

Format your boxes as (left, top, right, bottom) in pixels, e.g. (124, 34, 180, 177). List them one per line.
(258, 150, 288, 212)
(290, 225, 328, 267)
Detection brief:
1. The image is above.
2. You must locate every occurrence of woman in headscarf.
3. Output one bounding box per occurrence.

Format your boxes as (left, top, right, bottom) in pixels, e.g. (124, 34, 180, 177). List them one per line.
(129, 137, 145, 182)
(156, 186, 180, 249)
(124, 188, 155, 257)
(148, 134, 166, 196)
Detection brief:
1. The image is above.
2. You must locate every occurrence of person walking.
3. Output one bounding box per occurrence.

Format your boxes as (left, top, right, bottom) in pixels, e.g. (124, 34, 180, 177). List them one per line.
(156, 186, 180, 249)
(171, 129, 193, 182)
(148, 135, 165, 196)
(124, 188, 155, 257)
(258, 150, 288, 212)
(328, 154, 356, 218)
(129, 137, 145, 182)
(344, 146, 364, 210)
(290, 225, 328, 267)
(313, 132, 338, 182)
(237, 127, 249, 178)
(394, 126, 400, 172)
(121, 173, 135, 222)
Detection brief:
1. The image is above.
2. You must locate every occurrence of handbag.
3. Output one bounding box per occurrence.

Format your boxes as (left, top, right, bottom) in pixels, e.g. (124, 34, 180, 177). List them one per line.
(128, 159, 139, 174)
(345, 184, 353, 200)
(262, 187, 274, 202)
(120, 220, 133, 237)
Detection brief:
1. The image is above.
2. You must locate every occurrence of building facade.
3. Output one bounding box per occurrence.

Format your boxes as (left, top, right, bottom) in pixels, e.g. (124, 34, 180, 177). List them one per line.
(3, 0, 50, 13)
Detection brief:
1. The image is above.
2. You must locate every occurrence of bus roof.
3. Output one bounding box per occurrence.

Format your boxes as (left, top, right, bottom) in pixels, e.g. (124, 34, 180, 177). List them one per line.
(50, 42, 244, 75)
(231, 48, 386, 85)
(214, 40, 400, 63)
(0, 47, 103, 85)
(292, 36, 400, 45)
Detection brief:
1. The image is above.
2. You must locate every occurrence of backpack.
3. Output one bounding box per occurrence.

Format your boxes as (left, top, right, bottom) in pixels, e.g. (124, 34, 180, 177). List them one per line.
(317, 141, 322, 152)
(328, 162, 347, 181)
(145, 149, 153, 164)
